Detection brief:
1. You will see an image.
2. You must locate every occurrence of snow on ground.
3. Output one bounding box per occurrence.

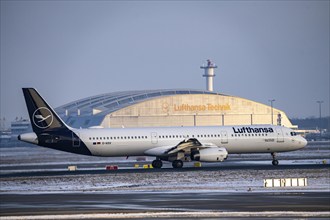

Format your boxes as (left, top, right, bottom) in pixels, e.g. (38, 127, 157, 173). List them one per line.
(1, 167, 329, 194)
(1, 211, 330, 220)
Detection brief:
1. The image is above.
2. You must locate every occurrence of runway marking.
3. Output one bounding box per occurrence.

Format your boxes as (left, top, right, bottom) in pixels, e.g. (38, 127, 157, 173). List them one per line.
(1, 211, 330, 219)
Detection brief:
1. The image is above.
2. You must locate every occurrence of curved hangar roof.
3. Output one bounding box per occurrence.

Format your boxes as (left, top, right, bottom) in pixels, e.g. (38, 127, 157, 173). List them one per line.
(56, 89, 293, 128)
(56, 89, 223, 127)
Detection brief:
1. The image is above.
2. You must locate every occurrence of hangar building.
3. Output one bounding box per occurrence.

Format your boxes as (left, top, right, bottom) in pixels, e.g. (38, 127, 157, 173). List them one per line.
(56, 89, 295, 129)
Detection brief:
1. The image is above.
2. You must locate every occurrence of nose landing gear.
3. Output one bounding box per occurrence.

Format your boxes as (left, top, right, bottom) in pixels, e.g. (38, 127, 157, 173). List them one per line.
(271, 152, 279, 166)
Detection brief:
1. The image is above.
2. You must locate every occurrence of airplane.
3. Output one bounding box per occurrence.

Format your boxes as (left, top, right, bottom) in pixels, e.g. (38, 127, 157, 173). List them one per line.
(18, 88, 307, 168)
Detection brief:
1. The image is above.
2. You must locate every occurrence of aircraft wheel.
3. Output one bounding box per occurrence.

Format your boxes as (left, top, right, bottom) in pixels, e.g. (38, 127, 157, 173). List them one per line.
(271, 152, 279, 166)
(152, 159, 163, 169)
(172, 160, 183, 169)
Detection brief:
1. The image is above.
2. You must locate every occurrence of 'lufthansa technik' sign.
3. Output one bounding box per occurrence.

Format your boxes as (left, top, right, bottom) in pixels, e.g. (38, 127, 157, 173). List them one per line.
(173, 103, 231, 112)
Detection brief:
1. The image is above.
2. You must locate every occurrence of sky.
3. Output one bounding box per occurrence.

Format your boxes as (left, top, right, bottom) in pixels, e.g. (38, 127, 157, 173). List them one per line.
(1, 0, 329, 128)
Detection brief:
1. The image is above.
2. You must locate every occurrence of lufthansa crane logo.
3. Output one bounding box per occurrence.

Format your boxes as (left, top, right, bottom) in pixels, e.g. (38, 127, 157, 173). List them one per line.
(162, 102, 169, 113)
(32, 107, 53, 129)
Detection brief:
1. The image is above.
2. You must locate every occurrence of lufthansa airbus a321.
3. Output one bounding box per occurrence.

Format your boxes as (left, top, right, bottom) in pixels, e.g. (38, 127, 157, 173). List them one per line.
(18, 88, 307, 168)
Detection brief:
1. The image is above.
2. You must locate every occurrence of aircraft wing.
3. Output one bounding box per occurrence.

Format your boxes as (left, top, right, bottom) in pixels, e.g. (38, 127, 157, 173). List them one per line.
(144, 138, 206, 156)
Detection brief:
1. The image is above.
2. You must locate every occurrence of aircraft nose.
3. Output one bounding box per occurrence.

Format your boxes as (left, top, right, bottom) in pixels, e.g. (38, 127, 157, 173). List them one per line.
(299, 137, 308, 148)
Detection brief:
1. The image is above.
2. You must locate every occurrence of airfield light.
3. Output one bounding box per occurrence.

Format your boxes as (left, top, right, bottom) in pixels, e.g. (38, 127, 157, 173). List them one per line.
(269, 99, 275, 125)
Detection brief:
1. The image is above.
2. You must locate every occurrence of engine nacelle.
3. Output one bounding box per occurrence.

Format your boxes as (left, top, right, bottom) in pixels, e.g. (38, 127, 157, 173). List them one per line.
(192, 147, 228, 162)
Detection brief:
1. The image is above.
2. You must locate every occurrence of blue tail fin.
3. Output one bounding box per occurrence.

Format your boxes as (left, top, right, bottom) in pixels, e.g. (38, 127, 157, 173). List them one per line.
(22, 88, 69, 133)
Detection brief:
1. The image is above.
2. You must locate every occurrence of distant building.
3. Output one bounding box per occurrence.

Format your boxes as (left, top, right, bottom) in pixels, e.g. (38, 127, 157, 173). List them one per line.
(55, 89, 296, 129)
(11, 119, 31, 137)
(0, 119, 32, 147)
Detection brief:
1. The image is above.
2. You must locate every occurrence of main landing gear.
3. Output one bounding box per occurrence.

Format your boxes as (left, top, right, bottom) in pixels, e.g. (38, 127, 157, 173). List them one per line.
(271, 152, 279, 166)
(172, 160, 183, 169)
(152, 159, 184, 169)
(152, 159, 163, 169)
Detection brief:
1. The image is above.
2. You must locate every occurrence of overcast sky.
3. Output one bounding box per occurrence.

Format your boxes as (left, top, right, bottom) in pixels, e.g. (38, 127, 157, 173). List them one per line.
(1, 0, 329, 128)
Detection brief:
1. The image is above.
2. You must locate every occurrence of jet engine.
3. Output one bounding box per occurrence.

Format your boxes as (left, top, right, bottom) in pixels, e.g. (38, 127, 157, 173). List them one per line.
(192, 147, 228, 162)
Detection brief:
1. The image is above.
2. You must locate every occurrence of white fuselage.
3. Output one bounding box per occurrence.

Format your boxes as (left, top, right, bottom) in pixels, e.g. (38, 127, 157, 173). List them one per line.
(74, 125, 306, 157)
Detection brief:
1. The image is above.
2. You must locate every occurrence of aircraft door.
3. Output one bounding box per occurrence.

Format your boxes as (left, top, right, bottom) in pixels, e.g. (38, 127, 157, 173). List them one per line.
(221, 131, 228, 144)
(151, 132, 158, 144)
(72, 132, 80, 147)
(276, 128, 284, 142)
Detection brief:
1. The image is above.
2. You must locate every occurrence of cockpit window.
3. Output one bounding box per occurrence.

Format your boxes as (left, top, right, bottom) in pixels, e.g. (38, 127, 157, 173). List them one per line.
(290, 132, 297, 136)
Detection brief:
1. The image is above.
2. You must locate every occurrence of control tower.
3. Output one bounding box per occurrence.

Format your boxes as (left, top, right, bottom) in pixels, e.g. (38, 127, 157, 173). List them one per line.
(200, 59, 217, 92)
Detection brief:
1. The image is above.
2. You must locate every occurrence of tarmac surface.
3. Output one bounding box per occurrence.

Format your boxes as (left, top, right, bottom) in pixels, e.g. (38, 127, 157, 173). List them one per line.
(0, 163, 328, 178)
(1, 191, 329, 217)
